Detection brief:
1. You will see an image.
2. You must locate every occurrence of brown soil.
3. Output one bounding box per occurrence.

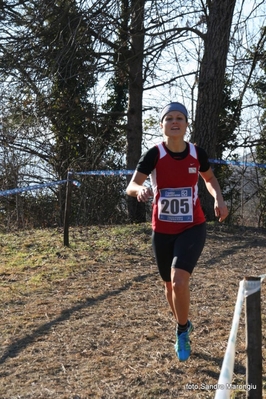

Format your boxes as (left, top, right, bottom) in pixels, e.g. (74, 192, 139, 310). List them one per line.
(0, 224, 266, 398)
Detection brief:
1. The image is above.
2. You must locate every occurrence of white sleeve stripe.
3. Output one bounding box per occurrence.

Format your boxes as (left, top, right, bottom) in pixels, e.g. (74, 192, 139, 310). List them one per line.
(157, 143, 167, 159)
(189, 143, 197, 159)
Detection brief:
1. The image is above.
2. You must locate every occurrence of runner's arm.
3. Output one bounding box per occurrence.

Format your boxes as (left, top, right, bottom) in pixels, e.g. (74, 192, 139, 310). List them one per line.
(199, 167, 228, 222)
(126, 171, 153, 202)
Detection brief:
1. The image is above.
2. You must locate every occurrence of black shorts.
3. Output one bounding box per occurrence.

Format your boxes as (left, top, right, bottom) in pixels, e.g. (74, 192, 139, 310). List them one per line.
(152, 222, 206, 282)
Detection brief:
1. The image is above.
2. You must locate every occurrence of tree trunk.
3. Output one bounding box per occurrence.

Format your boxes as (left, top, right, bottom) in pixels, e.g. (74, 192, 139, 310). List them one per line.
(126, 0, 146, 222)
(192, 0, 236, 220)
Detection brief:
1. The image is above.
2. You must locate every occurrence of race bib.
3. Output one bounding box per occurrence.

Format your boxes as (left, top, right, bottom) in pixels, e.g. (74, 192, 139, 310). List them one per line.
(158, 187, 193, 222)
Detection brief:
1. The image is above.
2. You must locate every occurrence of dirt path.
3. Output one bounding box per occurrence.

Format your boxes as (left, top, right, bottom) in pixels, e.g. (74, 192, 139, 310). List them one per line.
(0, 224, 265, 398)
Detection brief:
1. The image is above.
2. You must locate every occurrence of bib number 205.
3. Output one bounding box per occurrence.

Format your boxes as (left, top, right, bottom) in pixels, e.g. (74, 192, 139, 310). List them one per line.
(158, 187, 193, 222)
(161, 198, 189, 215)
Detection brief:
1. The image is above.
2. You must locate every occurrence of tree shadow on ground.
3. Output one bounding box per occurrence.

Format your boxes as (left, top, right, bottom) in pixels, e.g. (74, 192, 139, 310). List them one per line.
(193, 351, 246, 380)
(0, 272, 154, 365)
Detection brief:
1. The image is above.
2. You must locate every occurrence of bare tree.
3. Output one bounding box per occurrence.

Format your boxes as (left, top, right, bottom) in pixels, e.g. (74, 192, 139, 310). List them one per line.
(1, 0, 266, 227)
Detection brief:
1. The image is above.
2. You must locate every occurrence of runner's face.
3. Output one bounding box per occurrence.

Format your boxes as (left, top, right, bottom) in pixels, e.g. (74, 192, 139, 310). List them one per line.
(160, 111, 188, 138)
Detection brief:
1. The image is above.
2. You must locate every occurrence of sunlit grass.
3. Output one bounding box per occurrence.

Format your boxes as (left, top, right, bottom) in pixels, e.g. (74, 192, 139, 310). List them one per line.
(0, 224, 152, 296)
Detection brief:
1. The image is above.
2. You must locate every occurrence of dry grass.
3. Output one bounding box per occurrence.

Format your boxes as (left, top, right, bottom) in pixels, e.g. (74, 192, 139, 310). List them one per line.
(0, 223, 266, 398)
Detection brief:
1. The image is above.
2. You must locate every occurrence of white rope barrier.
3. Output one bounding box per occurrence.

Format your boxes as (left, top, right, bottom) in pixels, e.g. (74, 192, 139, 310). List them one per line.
(244, 275, 266, 297)
(214, 280, 245, 398)
(215, 275, 266, 398)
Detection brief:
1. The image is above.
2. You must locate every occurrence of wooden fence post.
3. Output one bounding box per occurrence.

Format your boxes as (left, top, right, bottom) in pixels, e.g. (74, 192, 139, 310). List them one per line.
(245, 276, 262, 399)
(63, 170, 73, 247)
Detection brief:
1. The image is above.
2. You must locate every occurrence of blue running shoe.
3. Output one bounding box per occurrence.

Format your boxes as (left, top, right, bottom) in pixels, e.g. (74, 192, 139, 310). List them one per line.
(174, 321, 194, 362)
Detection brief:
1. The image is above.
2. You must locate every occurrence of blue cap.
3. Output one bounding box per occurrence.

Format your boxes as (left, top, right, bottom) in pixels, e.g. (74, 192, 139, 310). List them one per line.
(160, 102, 188, 122)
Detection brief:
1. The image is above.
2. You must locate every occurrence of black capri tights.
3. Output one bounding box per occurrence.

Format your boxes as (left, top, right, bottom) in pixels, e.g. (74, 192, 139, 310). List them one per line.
(152, 222, 206, 282)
